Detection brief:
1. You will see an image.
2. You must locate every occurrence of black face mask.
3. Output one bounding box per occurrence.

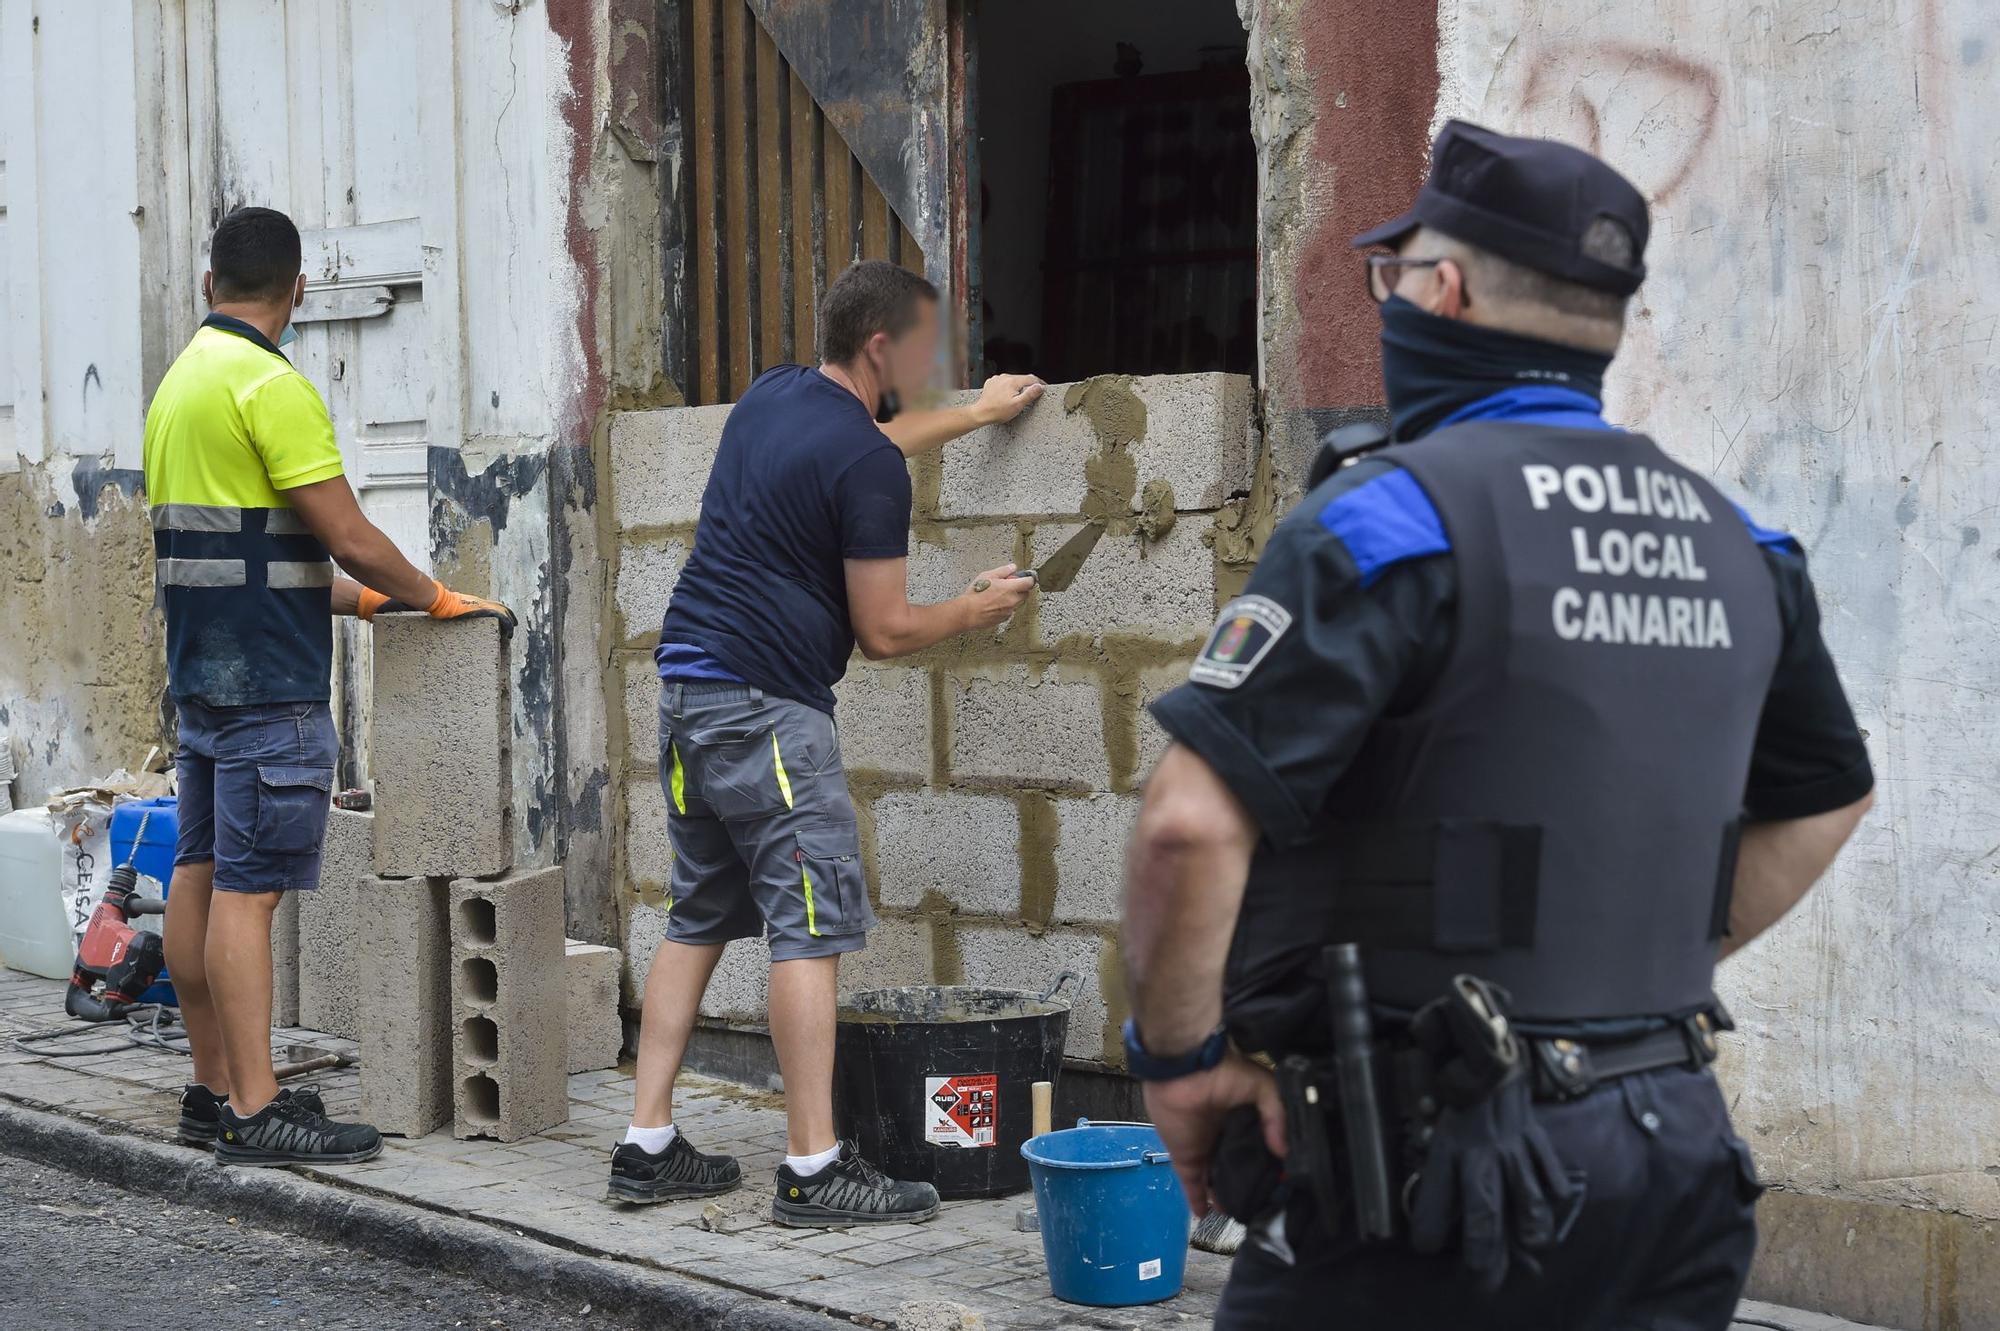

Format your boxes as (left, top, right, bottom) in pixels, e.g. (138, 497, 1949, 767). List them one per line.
(875, 388, 902, 424)
(1378, 296, 1613, 441)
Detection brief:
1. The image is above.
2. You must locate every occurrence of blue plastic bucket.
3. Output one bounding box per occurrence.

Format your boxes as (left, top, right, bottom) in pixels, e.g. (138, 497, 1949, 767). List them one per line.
(1021, 1120, 1189, 1306)
(109, 797, 178, 1005)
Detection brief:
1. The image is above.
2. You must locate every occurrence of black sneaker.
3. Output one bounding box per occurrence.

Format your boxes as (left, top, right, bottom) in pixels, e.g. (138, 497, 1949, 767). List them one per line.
(214, 1092, 380, 1166)
(772, 1141, 940, 1227)
(179, 1084, 324, 1146)
(607, 1132, 742, 1204)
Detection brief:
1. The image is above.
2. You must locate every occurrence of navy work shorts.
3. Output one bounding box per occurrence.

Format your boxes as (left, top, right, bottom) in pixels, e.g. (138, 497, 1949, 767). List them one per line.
(657, 680, 875, 961)
(174, 699, 338, 894)
(1215, 1066, 1762, 1331)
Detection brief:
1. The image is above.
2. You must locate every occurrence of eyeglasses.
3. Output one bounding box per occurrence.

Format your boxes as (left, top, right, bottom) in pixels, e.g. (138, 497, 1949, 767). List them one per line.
(1364, 254, 1444, 304)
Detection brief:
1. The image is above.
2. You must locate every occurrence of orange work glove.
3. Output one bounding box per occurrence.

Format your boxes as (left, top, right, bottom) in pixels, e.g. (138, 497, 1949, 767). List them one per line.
(356, 581, 517, 634)
(425, 582, 519, 633)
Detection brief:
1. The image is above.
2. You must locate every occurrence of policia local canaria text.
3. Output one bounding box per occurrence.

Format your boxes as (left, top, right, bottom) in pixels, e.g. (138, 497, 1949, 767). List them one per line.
(1524, 461, 1733, 650)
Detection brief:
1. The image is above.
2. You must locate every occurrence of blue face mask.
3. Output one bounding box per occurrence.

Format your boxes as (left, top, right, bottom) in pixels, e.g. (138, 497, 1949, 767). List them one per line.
(278, 323, 300, 349)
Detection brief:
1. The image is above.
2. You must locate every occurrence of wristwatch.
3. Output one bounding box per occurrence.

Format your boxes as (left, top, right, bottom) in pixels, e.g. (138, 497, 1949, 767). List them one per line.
(1123, 1017, 1230, 1082)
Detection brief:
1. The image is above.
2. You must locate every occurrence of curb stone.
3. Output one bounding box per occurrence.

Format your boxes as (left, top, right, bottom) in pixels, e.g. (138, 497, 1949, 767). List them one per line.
(0, 1095, 848, 1331)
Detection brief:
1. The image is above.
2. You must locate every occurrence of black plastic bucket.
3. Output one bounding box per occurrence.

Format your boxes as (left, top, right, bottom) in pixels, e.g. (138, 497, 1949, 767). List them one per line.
(832, 979, 1072, 1199)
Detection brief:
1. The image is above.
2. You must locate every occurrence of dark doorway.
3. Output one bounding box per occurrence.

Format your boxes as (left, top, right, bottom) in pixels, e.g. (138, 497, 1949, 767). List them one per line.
(974, 0, 1255, 385)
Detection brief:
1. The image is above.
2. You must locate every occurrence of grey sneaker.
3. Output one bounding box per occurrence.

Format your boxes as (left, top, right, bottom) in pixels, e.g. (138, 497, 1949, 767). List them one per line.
(179, 1084, 324, 1146)
(214, 1092, 380, 1166)
(607, 1133, 742, 1204)
(772, 1141, 940, 1227)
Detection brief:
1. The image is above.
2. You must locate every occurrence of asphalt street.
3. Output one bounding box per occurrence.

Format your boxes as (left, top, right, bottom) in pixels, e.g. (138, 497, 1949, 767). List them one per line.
(0, 1151, 624, 1331)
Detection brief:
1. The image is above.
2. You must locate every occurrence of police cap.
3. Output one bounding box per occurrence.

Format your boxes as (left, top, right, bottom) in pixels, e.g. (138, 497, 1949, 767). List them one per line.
(1352, 119, 1649, 296)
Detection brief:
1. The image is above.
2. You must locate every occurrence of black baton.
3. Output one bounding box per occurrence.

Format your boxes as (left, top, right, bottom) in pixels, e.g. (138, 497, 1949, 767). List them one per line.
(1326, 943, 1396, 1240)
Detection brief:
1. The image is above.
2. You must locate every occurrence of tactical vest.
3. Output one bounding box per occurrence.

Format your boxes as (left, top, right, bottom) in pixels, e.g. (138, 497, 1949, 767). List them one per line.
(1225, 421, 1782, 1050)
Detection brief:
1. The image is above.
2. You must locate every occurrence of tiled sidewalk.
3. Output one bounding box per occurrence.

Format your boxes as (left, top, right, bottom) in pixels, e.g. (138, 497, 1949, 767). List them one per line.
(0, 968, 1222, 1329)
(0, 969, 1898, 1331)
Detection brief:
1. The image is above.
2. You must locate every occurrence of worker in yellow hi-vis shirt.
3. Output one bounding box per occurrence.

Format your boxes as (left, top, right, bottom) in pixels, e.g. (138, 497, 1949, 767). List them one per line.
(143, 206, 514, 1167)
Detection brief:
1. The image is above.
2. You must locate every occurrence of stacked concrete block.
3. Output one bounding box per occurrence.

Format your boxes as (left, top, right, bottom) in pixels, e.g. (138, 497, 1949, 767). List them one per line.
(297, 806, 374, 1037)
(451, 866, 568, 1141)
(270, 892, 300, 1028)
(565, 940, 624, 1074)
(696, 936, 773, 1023)
(608, 404, 734, 529)
(370, 614, 512, 880)
(936, 373, 1254, 519)
(873, 790, 1020, 915)
(946, 664, 1110, 790)
(613, 537, 688, 643)
(622, 652, 662, 771)
(621, 895, 670, 1006)
(1032, 520, 1217, 646)
(831, 662, 933, 780)
(1051, 795, 1142, 926)
(624, 777, 672, 898)
(357, 876, 453, 1137)
(1135, 662, 1193, 778)
(837, 918, 936, 997)
(956, 924, 1112, 1061)
(905, 526, 1023, 608)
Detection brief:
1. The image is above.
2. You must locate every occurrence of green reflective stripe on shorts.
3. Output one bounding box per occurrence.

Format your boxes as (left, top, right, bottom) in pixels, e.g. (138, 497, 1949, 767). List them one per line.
(669, 741, 686, 814)
(772, 732, 794, 809)
(801, 862, 820, 936)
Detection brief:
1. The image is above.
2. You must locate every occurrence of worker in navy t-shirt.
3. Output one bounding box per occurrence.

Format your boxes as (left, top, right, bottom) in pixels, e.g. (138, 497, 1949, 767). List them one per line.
(611, 260, 1046, 1224)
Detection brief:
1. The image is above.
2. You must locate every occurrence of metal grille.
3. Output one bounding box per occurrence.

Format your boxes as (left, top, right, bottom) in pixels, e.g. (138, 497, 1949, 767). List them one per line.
(684, 0, 928, 405)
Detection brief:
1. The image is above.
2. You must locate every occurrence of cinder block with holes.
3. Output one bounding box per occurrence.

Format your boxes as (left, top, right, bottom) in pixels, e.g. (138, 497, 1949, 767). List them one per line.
(371, 614, 512, 880)
(356, 876, 452, 1136)
(450, 866, 568, 1141)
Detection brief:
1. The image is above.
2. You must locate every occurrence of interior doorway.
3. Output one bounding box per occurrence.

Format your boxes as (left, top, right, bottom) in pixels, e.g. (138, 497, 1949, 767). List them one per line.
(974, 0, 1255, 385)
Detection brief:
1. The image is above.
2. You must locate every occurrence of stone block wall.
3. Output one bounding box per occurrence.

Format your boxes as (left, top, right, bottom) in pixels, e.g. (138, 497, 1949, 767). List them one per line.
(604, 374, 1260, 1066)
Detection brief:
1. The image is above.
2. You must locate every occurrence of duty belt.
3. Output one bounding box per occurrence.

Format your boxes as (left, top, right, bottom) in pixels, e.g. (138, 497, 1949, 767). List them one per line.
(1527, 1007, 1731, 1101)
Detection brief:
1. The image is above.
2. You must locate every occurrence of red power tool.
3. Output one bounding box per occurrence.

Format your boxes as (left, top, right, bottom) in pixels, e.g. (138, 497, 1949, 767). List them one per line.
(66, 863, 167, 1022)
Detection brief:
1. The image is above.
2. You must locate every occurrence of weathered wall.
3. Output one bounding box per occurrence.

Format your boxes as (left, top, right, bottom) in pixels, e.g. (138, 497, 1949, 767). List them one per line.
(607, 374, 1260, 1063)
(0, 459, 167, 798)
(1427, 2, 1999, 1323)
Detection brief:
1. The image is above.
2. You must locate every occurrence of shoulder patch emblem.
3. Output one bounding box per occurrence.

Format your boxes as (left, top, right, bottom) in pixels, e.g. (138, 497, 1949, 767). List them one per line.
(1189, 595, 1292, 689)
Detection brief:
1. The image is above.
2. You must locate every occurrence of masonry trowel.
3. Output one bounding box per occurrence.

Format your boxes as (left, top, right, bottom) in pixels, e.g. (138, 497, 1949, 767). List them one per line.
(1020, 522, 1105, 592)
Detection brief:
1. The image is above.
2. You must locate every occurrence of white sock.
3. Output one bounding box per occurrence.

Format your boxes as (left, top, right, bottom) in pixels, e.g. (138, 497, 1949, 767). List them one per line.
(785, 1143, 842, 1178)
(624, 1123, 678, 1154)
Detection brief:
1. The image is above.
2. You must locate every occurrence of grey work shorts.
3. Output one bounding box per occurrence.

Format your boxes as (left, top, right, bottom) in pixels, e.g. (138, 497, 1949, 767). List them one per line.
(657, 681, 875, 961)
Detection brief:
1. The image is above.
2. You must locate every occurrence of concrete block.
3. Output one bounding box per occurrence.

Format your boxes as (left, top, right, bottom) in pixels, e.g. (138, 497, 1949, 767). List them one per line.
(297, 807, 373, 1038)
(621, 652, 661, 771)
(1052, 795, 1140, 926)
(356, 876, 452, 1137)
(451, 866, 568, 1141)
(1031, 519, 1216, 647)
(371, 614, 511, 880)
(697, 936, 772, 1022)
(1127, 372, 1256, 513)
(565, 939, 624, 1074)
(831, 661, 932, 780)
(956, 924, 1112, 1061)
(937, 373, 1253, 519)
(624, 776, 673, 904)
(270, 891, 300, 1028)
(608, 404, 734, 528)
(873, 790, 1019, 915)
(613, 537, 688, 642)
(622, 899, 771, 1022)
(838, 917, 935, 997)
(946, 664, 1109, 791)
(1136, 661, 1194, 779)
(905, 526, 1021, 607)
(621, 896, 668, 1005)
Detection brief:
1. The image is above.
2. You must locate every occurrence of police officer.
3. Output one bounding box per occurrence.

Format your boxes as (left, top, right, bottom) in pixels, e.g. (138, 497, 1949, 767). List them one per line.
(1119, 121, 1876, 1328)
